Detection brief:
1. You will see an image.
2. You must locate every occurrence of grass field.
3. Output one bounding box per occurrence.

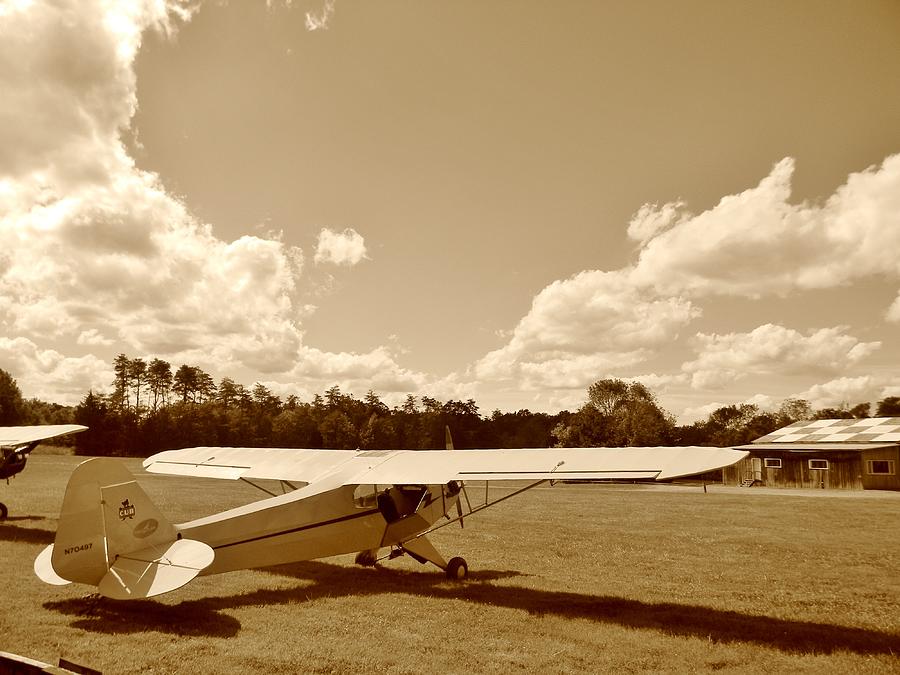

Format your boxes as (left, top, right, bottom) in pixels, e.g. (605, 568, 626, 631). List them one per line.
(1, 456, 899, 674)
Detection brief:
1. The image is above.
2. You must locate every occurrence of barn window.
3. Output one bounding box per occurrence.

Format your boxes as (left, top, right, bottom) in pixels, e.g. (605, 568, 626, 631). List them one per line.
(867, 460, 895, 475)
(764, 458, 782, 469)
(808, 459, 829, 470)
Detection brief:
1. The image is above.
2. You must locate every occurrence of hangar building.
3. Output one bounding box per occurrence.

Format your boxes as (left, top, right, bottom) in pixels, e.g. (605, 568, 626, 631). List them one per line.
(724, 417, 900, 491)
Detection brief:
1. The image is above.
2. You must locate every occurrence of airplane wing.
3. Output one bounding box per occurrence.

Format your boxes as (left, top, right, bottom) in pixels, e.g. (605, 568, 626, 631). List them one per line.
(143, 445, 747, 485)
(143, 446, 358, 483)
(0, 425, 87, 447)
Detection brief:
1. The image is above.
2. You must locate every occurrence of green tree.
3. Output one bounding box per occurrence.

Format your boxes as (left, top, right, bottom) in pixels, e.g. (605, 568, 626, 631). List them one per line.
(876, 397, 900, 417)
(588, 379, 630, 417)
(364, 390, 389, 416)
(252, 382, 281, 414)
(583, 379, 675, 446)
(0, 369, 25, 425)
(552, 404, 611, 447)
(172, 365, 197, 403)
(217, 377, 238, 407)
(272, 408, 321, 447)
(778, 398, 812, 425)
(319, 410, 357, 449)
(112, 353, 131, 410)
(146, 358, 172, 411)
(848, 402, 871, 419)
(196, 369, 216, 403)
(129, 358, 147, 413)
(73, 391, 121, 455)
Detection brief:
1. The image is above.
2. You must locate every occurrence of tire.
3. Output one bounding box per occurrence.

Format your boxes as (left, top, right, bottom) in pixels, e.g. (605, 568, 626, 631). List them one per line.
(445, 556, 468, 580)
(354, 549, 377, 567)
(0, 502, 7, 520)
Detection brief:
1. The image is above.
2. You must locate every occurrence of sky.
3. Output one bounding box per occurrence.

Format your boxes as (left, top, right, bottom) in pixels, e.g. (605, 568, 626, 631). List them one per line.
(1, 0, 899, 422)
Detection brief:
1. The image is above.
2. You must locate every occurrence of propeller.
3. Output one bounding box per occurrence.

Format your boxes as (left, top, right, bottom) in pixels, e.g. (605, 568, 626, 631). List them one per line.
(445, 427, 464, 527)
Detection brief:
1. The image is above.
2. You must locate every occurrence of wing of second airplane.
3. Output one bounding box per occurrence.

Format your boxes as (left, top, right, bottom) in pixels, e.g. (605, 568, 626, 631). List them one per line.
(0, 425, 87, 447)
(143, 445, 747, 486)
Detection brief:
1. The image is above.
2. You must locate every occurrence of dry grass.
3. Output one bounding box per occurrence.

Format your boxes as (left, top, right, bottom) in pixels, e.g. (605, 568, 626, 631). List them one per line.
(1, 456, 899, 674)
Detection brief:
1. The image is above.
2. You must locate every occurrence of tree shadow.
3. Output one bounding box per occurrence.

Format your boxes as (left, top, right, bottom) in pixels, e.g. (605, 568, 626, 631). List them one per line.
(0, 523, 54, 545)
(40, 560, 900, 655)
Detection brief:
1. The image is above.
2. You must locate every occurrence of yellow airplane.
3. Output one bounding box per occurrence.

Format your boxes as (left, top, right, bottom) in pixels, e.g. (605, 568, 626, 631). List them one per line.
(35, 440, 746, 600)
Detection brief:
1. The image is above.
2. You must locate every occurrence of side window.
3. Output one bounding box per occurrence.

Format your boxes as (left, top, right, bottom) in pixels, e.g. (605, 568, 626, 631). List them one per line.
(764, 458, 782, 469)
(808, 459, 829, 470)
(866, 460, 895, 475)
(353, 484, 378, 508)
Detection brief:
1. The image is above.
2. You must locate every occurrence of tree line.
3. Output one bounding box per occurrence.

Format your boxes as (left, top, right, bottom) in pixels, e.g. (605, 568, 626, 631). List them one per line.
(1, 356, 899, 457)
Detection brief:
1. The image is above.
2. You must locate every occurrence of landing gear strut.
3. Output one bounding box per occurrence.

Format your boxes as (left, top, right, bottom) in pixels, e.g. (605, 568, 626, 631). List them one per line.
(397, 536, 469, 580)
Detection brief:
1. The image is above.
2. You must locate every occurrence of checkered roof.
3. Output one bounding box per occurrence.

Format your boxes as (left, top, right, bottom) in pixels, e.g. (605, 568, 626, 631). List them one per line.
(753, 417, 900, 444)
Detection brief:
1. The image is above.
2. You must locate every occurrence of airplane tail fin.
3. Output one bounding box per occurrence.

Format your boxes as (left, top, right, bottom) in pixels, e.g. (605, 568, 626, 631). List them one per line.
(34, 457, 213, 599)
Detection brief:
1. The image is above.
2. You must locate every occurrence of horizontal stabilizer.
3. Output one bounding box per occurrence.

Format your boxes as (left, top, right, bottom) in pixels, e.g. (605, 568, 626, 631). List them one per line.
(34, 545, 71, 586)
(98, 539, 215, 600)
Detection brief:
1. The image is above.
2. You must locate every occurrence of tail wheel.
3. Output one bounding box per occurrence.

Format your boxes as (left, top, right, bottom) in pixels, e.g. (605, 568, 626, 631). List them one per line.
(354, 549, 378, 567)
(445, 556, 468, 580)
(0, 502, 7, 520)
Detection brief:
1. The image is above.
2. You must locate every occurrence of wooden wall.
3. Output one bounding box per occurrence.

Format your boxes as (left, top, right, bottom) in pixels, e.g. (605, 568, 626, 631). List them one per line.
(860, 447, 900, 491)
(725, 452, 862, 490)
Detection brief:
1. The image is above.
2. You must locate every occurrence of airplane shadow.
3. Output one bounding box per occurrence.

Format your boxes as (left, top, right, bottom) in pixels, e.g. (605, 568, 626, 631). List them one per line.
(258, 561, 900, 656)
(43, 560, 900, 656)
(45, 595, 242, 638)
(0, 523, 54, 545)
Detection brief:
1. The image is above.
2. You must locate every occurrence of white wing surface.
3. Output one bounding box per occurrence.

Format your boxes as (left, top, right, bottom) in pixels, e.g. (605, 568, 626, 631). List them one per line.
(0, 424, 87, 447)
(143, 445, 747, 485)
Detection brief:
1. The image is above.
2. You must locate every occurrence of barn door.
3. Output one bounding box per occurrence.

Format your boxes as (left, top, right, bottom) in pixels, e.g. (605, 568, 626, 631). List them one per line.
(751, 457, 763, 482)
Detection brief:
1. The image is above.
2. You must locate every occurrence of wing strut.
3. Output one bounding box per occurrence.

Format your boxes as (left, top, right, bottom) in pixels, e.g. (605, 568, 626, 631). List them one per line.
(424, 479, 548, 536)
(239, 477, 300, 497)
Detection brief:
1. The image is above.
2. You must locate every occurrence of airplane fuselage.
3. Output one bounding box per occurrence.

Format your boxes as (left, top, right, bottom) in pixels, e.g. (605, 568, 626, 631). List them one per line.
(178, 481, 460, 575)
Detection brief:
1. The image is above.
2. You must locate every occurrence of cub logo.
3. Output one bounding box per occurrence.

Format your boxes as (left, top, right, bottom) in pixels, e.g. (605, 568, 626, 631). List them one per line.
(119, 498, 136, 521)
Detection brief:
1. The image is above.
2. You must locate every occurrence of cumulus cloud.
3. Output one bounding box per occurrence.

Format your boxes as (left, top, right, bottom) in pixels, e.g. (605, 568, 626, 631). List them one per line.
(887, 293, 900, 323)
(474, 269, 700, 389)
(793, 375, 900, 411)
(682, 324, 880, 390)
(631, 155, 900, 300)
(477, 155, 899, 405)
(0, 337, 111, 403)
(314, 227, 368, 266)
(77, 329, 114, 347)
(626, 200, 687, 246)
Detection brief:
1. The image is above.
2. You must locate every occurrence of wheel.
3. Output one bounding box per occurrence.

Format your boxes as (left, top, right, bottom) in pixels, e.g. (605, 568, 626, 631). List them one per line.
(354, 549, 378, 567)
(0, 502, 7, 520)
(445, 556, 468, 580)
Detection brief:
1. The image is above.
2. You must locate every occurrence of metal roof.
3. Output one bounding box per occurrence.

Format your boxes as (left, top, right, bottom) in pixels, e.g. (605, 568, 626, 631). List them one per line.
(733, 442, 898, 453)
(752, 417, 900, 444)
